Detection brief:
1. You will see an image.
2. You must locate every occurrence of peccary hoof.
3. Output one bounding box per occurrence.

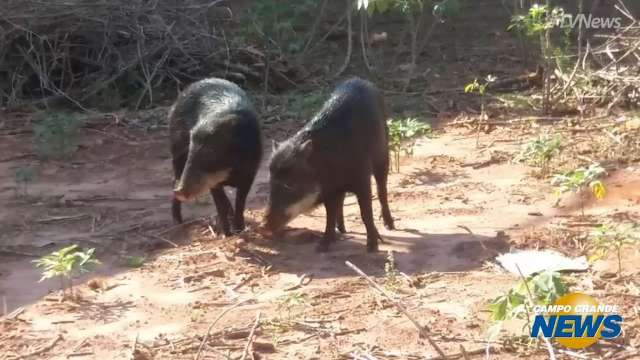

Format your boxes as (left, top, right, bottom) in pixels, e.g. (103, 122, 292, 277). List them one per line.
(211, 219, 231, 238)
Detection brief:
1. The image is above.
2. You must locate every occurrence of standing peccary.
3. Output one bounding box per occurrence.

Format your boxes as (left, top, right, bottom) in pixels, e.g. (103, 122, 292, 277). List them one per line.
(262, 77, 394, 252)
(169, 78, 262, 236)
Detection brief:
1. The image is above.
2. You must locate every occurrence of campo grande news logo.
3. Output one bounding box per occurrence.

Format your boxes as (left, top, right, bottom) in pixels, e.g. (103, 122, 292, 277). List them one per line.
(531, 292, 623, 349)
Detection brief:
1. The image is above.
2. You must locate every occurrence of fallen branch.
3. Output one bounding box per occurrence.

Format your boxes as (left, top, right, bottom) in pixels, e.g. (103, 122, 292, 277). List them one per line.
(240, 312, 261, 360)
(139, 232, 179, 248)
(428, 346, 487, 360)
(486, 65, 544, 92)
(0, 153, 37, 163)
(10, 334, 62, 360)
(66, 338, 89, 359)
(0, 249, 39, 258)
(154, 218, 204, 236)
(345, 261, 447, 358)
(194, 298, 253, 360)
(66, 352, 94, 358)
(36, 214, 91, 224)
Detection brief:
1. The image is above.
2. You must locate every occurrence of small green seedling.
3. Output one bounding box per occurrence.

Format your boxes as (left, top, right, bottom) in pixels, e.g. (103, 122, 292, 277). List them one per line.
(267, 291, 309, 337)
(33, 112, 83, 159)
(123, 256, 146, 268)
(388, 117, 431, 172)
(552, 163, 607, 216)
(464, 75, 496, 97)
(590, 223, 640, 275)
(515, 134, 563, 175)
(464, 75, 496, 147)
(384, 250, 402, 292)
(464, 79, 486, 96)
(33, 244, 100, 299)
(14, 166, 38, 196)
(488, 270, 568, 342)
(276, 292, 308, 322)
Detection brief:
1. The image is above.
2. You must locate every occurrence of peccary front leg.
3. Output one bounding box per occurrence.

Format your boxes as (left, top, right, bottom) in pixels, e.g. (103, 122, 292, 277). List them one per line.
(211, 187, 233, 236)
(317, 195, 339, 252)
(172, 154, 187, 224)
(232, 181, 252, 233)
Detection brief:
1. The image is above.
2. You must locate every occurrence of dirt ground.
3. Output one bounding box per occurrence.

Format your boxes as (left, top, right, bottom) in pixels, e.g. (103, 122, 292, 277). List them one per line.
(2, 0, 640, 358)
(1, 111, 639, 359)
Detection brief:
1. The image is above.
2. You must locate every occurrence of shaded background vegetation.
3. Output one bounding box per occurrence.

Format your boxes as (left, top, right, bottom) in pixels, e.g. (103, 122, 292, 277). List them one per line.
(0, 0, 638, 114)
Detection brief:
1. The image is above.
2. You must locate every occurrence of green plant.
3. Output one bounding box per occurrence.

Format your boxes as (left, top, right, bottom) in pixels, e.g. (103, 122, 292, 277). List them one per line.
(388, 117, 431, 172)
(488, 270, 568, 341)
(508, 4, 566, 113)
(515, 134, 563, 174)
(14, 166, 38, 196)
(552, 163, 607, 216)
(33, 112, 83, 158)
(33, 245, 100, 299)
(590, 223, 640, 275)
(123, 256, 146, 268)
(275, 292, 308, 321)
(464, 75, 495, 147)
(464, 78, 486, 96)
(384, 250, 402, 292)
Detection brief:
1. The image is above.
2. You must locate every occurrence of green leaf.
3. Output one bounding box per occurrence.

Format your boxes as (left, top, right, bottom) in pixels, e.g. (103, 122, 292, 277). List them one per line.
(590, 180, 606, 200)
(464, 81, 477, 93)
(489, 295, 509, 321)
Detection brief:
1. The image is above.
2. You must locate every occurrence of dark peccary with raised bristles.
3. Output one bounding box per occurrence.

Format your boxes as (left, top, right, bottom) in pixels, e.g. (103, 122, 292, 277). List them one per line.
(263, 77, 394, 252)
(169, 78, 262, 236)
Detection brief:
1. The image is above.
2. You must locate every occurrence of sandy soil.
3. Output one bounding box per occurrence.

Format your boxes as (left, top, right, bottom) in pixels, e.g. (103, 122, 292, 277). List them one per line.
(1, 112, 639, 359)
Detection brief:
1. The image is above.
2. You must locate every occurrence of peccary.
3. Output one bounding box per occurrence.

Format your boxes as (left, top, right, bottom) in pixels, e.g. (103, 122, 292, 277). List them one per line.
(169, 78, 262, 235)
(263, 77, 394, 252)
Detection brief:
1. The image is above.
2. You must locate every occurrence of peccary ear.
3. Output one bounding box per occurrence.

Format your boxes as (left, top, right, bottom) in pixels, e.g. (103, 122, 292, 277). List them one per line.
(299, 139, 313, 158)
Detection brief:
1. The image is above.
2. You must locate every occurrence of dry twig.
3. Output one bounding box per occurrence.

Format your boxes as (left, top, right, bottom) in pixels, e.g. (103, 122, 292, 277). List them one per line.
(194, 298, 253, 360)
(345, 261, 447, 358)
(10, 334, 63, 360)
(240, 312, 261, 360)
